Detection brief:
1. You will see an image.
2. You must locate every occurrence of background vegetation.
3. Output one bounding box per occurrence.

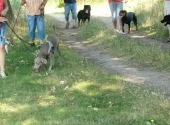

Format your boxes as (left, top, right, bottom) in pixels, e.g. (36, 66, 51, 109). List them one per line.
(9, 0, 166, 40)
(46, 0, 167, 39)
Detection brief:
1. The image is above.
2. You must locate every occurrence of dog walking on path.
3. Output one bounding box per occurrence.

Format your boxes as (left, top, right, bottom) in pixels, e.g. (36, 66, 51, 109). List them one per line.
(119, 10, 138, 34)
(77, 5, 91, 27)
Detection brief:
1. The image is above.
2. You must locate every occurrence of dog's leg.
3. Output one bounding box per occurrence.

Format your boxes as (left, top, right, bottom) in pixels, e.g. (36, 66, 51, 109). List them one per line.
(88, 17, 90, 23)
(82, 19, 86, 25)
(128, 23, 131, 34)
(122, 22, 125, 33)
(133, 15, 138, 31)
(48, 54, 55, 72)
(78, 19, 81, 27)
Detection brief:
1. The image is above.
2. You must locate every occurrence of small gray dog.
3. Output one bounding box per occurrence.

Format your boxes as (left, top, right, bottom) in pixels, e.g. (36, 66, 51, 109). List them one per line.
(33, 34, 60, 72)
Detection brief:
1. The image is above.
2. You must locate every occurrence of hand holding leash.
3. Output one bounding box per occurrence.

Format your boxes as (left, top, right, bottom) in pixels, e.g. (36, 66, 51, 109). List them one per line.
(0, 17, 8, 22)
(39, 3, 45, 16)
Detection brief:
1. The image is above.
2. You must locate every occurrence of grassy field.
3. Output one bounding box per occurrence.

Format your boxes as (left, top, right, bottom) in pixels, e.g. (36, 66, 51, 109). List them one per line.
(81, 18, 170, 72)
(1, 0, 170, 124)
(1, 12, 170, 124)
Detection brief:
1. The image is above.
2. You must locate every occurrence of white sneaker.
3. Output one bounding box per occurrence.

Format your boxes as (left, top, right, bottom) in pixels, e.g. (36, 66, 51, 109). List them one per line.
(1, 71, 7, 78)
(117, 30, 126, 34)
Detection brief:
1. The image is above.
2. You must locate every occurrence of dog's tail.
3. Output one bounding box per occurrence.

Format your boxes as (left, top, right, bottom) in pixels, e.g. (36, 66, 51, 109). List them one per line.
(52, 25, 61, 55)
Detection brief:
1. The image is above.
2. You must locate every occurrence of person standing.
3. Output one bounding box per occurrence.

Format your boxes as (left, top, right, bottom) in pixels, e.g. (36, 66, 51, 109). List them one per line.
(164, 0, 170, 43)
(64, 0, 77, 29)
(108, 0, 124, 33)
(0, 0, 9, 78)
(21, 0, 48, 46)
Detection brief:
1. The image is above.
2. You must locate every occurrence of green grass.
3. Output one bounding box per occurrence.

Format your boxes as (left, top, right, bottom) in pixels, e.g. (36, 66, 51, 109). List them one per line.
(81, 18, 170, 72)
(1, 10, 170, 125)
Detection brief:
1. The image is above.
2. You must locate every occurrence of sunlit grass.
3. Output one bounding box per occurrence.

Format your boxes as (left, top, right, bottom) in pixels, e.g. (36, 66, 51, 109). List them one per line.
(81, 18, 170, 72)
(1, 1, 170, 125)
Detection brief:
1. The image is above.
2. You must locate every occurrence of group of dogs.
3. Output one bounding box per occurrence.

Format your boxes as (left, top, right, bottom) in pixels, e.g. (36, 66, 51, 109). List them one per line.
(5, 5, 170, 73)
(77, 5, 170, 33)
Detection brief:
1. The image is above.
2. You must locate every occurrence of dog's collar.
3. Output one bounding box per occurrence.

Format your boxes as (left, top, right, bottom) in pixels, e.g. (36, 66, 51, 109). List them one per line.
(46, 41, 53, 54)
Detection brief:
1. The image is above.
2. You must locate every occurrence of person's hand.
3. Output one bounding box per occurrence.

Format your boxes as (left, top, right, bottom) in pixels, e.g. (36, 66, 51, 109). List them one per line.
(39, 4, 45, 10)
(0, 17, 8, 22)
(21, 0, 26, 5)
(0, 9, 8, 17)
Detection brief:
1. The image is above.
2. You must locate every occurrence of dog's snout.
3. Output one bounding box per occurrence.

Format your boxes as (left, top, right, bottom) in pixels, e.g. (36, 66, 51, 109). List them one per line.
(33, 66, 39, 72)
(85, 10, 89, 13)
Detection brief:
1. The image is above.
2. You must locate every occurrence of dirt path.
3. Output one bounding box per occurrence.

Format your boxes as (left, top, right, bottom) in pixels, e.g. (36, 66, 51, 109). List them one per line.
(48, 13, 170, 97)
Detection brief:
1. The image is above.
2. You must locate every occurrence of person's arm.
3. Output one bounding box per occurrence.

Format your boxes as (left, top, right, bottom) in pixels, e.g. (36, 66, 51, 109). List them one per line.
(1, 0, 9, 16)
(0, 0, 8, 22)
(39, 0, 48, 11)
(42, 0, 48, 5)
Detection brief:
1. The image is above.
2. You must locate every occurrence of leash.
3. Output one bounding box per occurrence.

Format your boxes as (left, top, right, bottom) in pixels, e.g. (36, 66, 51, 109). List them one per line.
(46, 41, 53, 54)
(5, 22, 33, 53)
(8, 5, 22, 40)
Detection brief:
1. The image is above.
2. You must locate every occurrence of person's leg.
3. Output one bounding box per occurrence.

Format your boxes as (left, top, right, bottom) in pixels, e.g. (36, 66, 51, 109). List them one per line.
(71, 3, 77, 28)
(64, 3, 71, 29)
(27, 15, 36, 46)
(115, 2, 123, 31)
(0, 23, 7, 78)
(109, 2, 116, 29)
(36, 15, 45, 45)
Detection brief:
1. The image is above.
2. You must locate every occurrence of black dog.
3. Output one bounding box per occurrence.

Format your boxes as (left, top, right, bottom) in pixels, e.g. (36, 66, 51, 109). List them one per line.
(119, 10, 138, 34)
(161, 15, 170, 26)
(77, 5, 91, 27)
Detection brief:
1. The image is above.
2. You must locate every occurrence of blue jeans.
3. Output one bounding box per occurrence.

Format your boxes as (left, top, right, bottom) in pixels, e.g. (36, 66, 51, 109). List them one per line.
(0, 23, 6, 45)
(109, 2, 123, 21)
(64, 3, 77, 21)
(27, 15, 45, 40)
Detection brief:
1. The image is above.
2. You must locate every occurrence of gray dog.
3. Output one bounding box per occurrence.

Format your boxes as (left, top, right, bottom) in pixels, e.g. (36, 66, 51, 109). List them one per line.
(33, 34, 60, 72)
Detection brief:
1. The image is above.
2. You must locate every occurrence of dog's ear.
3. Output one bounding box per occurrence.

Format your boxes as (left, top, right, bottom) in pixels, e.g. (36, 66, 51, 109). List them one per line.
(123, 10, 127, 15)
(41, 58, 47, 64)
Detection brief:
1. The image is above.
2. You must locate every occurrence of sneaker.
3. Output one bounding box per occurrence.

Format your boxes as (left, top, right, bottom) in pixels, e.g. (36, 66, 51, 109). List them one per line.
(117, 30, 126, 34)
(1, 71, 7, 78)
(65, 22, 70, 29)
(164, 38, 170, 43)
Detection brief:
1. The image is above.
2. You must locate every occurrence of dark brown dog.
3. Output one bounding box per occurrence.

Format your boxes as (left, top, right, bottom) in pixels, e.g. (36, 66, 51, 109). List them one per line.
(161, 15, 170, 26)
(77, 5, 91, 27)
(119, 10, 138, 34)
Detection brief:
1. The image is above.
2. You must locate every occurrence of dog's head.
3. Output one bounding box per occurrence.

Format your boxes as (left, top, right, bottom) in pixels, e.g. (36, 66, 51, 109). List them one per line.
(119, 10, 127, 17)
(33, 57, 47, 72)
(84, 5, 91, 14)
(161, 15, 170, 26)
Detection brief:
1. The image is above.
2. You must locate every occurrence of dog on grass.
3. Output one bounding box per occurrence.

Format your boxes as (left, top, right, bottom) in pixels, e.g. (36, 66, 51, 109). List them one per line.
(77, 5, 91, 27)
(33, 34, 60, 72)
(119, 10, 138, 34)
(161, 15, 170, 26)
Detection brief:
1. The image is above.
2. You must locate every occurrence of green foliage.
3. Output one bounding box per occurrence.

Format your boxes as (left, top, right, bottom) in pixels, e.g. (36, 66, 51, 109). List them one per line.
(2, 15, 170, 124)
